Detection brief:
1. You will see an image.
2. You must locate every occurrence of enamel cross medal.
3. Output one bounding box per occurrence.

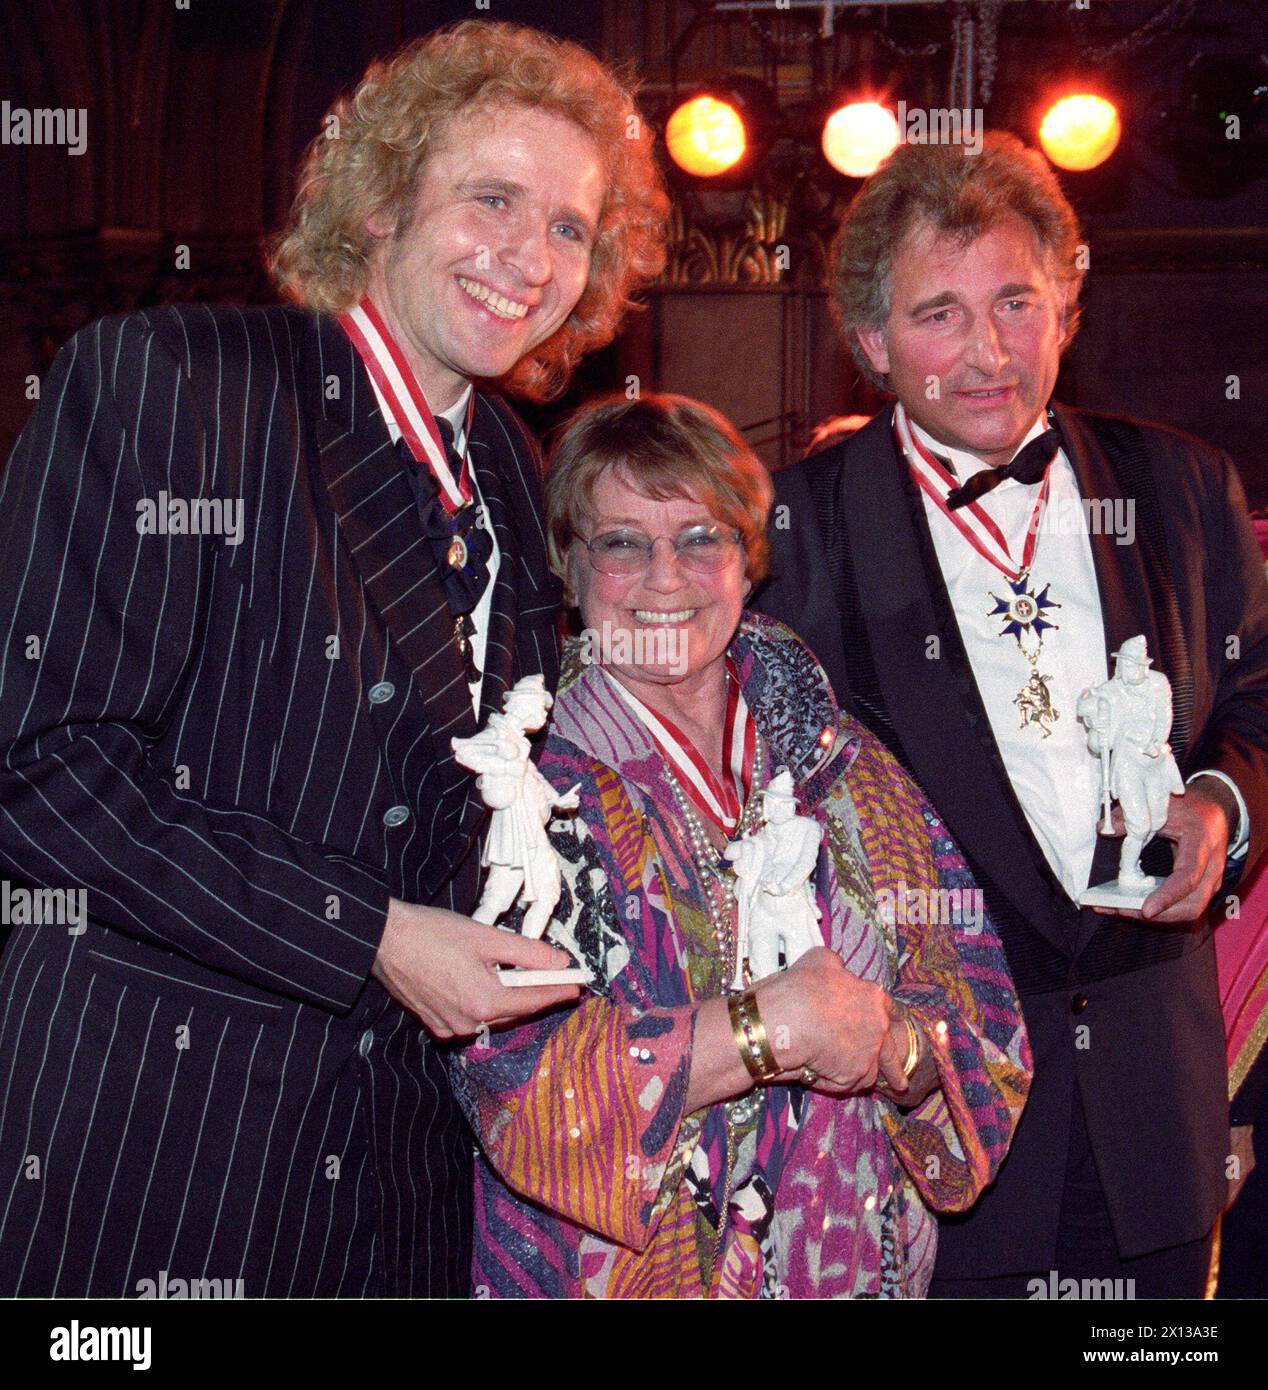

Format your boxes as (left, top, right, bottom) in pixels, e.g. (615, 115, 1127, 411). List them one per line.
(989, 573, 1063, 737)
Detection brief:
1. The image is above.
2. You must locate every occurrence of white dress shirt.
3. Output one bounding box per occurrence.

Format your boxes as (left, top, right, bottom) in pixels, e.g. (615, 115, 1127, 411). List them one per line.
(366, 377, 500, 715)
(909, 412, 1109, 898)
(906, 411, 1248, 900)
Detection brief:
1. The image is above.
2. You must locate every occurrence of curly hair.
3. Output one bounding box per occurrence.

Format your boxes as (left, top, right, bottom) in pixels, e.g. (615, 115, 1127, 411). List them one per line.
(269, 21, 668, 401)
(545, 392, 774, 591)
(829, 132, 1085, 389)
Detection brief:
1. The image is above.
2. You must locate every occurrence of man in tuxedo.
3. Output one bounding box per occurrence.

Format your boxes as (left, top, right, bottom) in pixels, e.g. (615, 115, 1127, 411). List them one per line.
(0, 21, 665, 1296)
(757, 133, 1268, 1296)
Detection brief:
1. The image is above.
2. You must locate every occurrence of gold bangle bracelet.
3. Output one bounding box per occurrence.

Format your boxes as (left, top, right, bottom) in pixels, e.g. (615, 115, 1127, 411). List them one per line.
(728, 989, 781, 1084)
(901, 1013, 921, 1079)
(875, 1008, 922, 1095)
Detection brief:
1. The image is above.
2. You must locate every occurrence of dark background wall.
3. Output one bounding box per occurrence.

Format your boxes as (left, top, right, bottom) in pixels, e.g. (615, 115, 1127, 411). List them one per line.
(0, 0, 1266, 499)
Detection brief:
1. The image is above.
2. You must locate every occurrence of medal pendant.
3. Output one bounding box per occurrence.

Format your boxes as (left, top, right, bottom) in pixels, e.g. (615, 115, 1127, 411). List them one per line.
(990, 573, 1063, 737)
(447, 536, 467, 569)
(989, 572, 1061, 647)
(1014, 666, 1060, 737)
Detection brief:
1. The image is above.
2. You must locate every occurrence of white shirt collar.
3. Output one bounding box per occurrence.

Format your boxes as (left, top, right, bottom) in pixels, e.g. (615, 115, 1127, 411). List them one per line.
(906, 408, 1052, 488)
(435, 386, 473, 454)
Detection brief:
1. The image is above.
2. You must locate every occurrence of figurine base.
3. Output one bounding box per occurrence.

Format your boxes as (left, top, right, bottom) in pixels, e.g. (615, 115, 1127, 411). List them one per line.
(497, 966, 589, 988)
(1079, 876, 1162, 911)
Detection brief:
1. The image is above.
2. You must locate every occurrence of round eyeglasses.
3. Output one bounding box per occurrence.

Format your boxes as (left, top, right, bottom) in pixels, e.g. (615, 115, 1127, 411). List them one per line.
(575, 523, 743, 576)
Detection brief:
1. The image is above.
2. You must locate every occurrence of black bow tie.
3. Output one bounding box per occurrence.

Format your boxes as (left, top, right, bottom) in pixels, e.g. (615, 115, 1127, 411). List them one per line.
(945, 428, 1063, 510)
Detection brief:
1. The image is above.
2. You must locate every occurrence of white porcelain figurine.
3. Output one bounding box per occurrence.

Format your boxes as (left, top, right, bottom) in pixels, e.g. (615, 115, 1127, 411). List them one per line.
(726, 769, 823, 988)
(1077, 634, 1185, 908)
(452, 675, 586, 986)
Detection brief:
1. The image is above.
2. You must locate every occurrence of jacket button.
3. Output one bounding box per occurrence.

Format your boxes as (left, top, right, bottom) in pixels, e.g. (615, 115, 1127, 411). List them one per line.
(1071, 993, 1089, 1015)
(368, 681, 395, 705)
(383, 805, 409, 828)
(358, 1029, 373, 1057)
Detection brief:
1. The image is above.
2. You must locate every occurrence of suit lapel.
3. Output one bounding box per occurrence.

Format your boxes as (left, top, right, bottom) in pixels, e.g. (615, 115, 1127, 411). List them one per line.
(469, 394, 563, 720)
(840, 408, 1076, 951)
(468, 403, 522, 727)
(452, 395, 562, 843)
(306, 314, 478, 744)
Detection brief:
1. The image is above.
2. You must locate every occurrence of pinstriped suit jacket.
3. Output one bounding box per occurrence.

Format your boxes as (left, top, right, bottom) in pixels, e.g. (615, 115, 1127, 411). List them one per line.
(0, 304, 561, 1296)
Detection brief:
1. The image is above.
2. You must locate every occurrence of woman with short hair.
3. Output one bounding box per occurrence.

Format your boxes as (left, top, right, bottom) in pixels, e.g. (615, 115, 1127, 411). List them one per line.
(454, 393, 1031, 1298)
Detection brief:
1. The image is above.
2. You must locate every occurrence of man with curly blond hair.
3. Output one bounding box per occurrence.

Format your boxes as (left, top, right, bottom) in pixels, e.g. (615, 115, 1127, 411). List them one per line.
(0, 21, 666, 1297)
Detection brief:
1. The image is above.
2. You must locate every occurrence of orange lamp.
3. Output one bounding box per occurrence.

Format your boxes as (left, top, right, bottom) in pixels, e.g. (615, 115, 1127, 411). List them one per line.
(821, 101, 901, 178)
(666, 95, 747, 177)
(1038, 94, 1122, 171)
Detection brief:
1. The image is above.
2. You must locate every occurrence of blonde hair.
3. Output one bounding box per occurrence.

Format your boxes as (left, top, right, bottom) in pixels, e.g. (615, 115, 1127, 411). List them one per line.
(269, 21, 668, 401)
(545, 393, 774, 588)
(830, 132, 1085, 389)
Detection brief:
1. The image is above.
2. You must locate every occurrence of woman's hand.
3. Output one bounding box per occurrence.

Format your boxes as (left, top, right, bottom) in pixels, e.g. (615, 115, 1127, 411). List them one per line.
(756, 948, 910, 1095)
(682, 949, 935, 1113)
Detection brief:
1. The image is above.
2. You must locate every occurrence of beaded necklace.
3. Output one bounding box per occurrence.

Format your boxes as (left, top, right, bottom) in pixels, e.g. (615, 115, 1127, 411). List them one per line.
(660, 726, 771, 1294)
(663, 736, 767, 993)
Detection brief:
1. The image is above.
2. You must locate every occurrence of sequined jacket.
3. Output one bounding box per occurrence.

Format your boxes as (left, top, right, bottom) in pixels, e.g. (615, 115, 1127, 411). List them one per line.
(453, 613, 1031, 1298)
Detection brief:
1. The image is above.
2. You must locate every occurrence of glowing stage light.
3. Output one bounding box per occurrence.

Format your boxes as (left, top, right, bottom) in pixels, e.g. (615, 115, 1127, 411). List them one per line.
(821, 101, 901, 178)
(1038, 94, 1121, 171)
(666, 95, 747, 177)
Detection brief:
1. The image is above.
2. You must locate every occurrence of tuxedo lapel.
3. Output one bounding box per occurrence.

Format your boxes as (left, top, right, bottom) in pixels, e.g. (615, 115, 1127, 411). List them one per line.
(1053, 405, 1195, 942)
(1054, 404, 1194, 755)
(1054, 406, 1161, 699)
(840, 409, 1076, 950)
(306, 314, 478, 745)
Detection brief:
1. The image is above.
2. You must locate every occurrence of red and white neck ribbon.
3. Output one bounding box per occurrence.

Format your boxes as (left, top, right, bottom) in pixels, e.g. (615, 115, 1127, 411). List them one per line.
(894, 402, 1051, 582)
(606, 660, 756, 834)
(338, 295, 473, 515)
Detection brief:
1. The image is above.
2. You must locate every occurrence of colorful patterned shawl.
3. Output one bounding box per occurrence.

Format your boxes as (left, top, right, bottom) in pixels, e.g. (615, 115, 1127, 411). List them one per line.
(452, 614, 1031, 1298)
